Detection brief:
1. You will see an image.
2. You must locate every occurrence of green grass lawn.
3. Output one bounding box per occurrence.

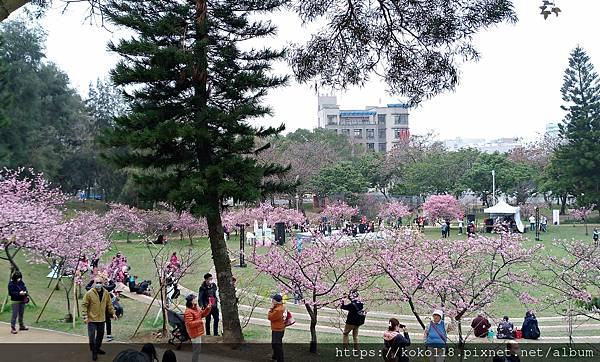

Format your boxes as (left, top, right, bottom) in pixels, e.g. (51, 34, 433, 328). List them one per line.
(1, 222, 597, 344)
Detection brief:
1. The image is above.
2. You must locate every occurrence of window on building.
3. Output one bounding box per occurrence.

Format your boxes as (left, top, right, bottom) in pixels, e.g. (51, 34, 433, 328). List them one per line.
(393, 114, 408, 125)
(394, 128, 409, 139)
(378, 114, 386, 125)
(327, 115, 338, 125)
(366, 129, 375, 139)
(341, 129, 350, 135)
(354, 129, 362, 138)
(367, 143, 375, 151)
(378, 143, 387, 152)
(378, 128, 386, 139)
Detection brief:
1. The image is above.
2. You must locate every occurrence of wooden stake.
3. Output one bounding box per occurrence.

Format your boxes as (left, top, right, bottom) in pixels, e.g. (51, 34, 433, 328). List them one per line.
(131, 288, 162, 338)
(36, 273, 63, 323)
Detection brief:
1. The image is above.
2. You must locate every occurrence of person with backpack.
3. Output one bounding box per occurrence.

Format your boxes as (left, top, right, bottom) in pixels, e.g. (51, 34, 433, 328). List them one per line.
(521, 310, 540, 340)
(383, 318, 411, 362)
(470, 313, 491, 338)
(267, 294, 286, 362)
(341, 290, 365, 350)
(423, 310, 448, 362)
(496, 316, 515, 339)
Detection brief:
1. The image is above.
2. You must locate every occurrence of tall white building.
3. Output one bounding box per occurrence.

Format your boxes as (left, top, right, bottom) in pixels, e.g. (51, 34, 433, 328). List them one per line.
(317, 95, 410, 153)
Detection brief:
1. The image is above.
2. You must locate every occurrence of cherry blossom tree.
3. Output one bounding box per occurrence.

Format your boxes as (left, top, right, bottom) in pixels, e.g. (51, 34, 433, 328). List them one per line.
(422, 194, 462, 224)
(105, 203, 147, 243)
(569, 204, 596, 236)
(251, 235, 371, 353)
(171, 211, 209, 245)
(538, 239, 600, 323)
(377, 200, 411, 227)
(369, 230, 540, 347)
(0, 168, 65, 272)
(223, 203, 304, 229)
(320, 201, 358, 227)
(36, 211, 115, 323)
(518, 200, 545, 219)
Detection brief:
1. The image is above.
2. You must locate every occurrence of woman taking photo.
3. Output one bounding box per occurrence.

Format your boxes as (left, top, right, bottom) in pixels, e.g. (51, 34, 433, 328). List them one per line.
(184, 293, 212, 362)
(383, 318, 411, 362)
(8, 270, 29, 334)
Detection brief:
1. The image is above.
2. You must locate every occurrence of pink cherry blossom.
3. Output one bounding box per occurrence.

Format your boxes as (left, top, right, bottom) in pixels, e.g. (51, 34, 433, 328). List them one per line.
(320, 201, 358, 225)
(422, 194, 463, 223)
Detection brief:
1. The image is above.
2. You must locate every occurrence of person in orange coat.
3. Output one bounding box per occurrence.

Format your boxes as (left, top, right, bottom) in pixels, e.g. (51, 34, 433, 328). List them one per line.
(184, 294, 212, 362)
(268, 294, 286, 362)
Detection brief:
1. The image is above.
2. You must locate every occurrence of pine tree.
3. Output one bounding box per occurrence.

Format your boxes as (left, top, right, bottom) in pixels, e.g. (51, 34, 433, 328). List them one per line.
(556, 46, 600, 212)
(101, 0, 289, 342)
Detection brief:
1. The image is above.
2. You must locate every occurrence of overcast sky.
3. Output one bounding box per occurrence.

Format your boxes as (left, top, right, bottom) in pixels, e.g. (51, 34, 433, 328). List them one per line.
(13, 0, 600, 140)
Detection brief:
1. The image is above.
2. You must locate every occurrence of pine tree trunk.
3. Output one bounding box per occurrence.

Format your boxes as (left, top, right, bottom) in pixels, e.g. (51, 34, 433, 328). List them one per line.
(206, 199, 244, 344)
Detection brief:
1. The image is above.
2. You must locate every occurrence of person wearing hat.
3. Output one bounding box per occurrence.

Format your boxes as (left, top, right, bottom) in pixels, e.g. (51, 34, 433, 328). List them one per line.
(267, 294, 286, 362)
(7, 270, 29, 335)
(423, 309, 448, 362)
(184, 293, 212, 362)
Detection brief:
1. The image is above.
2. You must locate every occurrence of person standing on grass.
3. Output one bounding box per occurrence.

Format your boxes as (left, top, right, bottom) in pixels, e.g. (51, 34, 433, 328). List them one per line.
(341, 290, 366, 350)
(198, 273, 220, 336)
(184, 294, 212, 362)
(424, 310, 448, 362)
(82, 276, 117, 361)
(528, 215, 536, 232)
(268, 294, 286, 362)
(458, 218, 464, 235)
(593, 227, 599, 245)
(8, 271, 29, 335)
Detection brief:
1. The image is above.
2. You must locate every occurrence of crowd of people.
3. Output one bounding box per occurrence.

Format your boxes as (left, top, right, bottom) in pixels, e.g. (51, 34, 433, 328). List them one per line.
(6, 212, 590, 362)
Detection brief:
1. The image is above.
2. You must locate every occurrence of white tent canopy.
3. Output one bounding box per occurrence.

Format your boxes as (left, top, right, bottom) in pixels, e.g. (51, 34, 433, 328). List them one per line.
(484, 198, 525, 233)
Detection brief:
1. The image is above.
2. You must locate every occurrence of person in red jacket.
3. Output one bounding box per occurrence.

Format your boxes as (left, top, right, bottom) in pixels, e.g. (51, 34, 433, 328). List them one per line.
(471, 313, 491, 338)
(268, 294, 286, 362)
(184, 294, 212, 362)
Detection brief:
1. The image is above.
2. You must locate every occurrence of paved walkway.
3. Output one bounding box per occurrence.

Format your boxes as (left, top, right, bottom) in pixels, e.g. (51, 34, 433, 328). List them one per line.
(0, 321, 247, 362)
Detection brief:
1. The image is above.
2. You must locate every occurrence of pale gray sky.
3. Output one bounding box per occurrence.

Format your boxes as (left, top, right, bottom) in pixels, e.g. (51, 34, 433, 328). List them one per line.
(13, 0, 599, 140)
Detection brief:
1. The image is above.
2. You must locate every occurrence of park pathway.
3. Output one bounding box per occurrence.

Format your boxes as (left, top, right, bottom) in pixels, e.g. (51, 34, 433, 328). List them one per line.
(0, 321, 247, 362)
(121, 281, 600, 344)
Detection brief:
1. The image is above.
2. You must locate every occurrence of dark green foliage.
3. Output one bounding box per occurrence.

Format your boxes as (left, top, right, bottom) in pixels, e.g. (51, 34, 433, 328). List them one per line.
(102, 0, 289, 213)
(311, 161, 369, 205)
(101, 0, 290, 342)
(0, 19, 86, 182)
(289, 0, 517, 104)
(555, 47, 600, 211)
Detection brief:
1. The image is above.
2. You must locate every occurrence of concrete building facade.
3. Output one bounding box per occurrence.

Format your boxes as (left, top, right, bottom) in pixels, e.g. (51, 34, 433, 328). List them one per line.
(317, 95, 410, 153)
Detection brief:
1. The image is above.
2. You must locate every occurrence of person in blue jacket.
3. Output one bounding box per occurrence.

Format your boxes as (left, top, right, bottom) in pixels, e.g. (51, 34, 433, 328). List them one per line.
(8, 270, 29, 334)
(521, 310, 540, 340)
(424, 309, 448, 362)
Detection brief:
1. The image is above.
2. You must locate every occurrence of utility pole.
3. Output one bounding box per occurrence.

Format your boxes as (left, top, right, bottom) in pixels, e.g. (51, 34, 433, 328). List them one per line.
(491, 169, 496, 205)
